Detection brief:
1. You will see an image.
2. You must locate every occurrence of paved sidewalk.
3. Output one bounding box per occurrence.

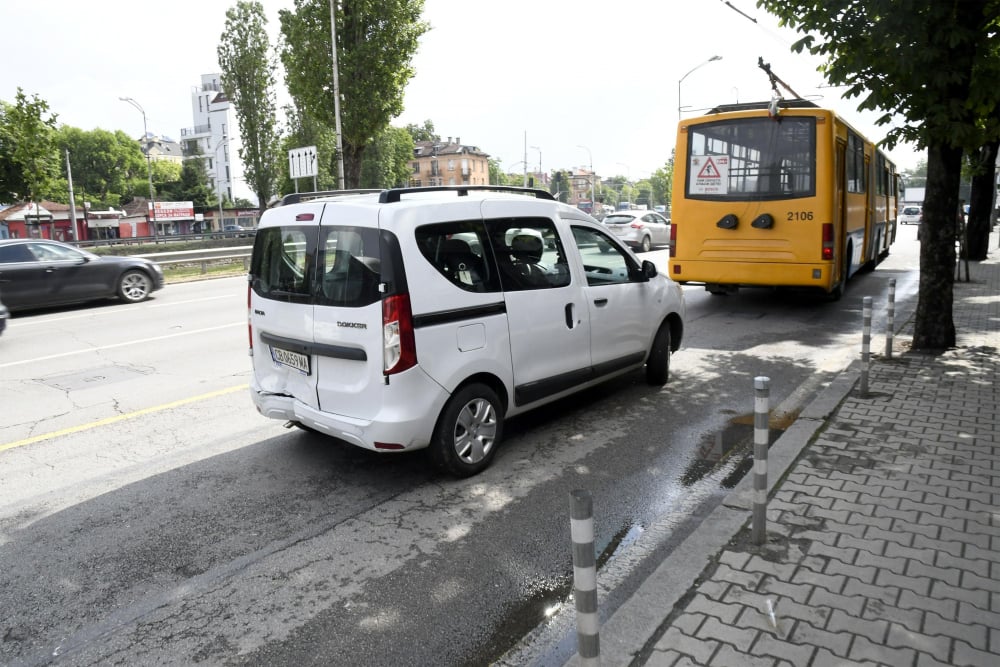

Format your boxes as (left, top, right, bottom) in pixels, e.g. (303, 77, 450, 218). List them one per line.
(582, 232, 1000, 667)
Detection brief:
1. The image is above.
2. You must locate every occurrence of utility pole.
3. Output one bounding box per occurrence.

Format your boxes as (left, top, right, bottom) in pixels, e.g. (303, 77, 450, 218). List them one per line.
(330, 0, 346, 189)
(65, 149, 78, 242)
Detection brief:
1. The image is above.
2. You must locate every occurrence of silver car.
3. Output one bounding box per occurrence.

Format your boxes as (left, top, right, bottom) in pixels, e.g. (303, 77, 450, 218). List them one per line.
(899, 205, 922, 225)
(603, 210, 671, 252)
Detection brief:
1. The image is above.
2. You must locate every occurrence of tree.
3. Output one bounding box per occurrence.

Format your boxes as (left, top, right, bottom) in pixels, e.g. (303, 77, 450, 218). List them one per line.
(360, 126, 414, 188)
(218, 1, 281, 211)
(650, 152, 674, 211)
(405, 120, 439, 143)
(55, 126, 147, 207)
(279, 0, 428, 188)
(757, 0, 1000, 350)
(965, 139, 998, 260)
(177, 159, 215, 208)
(2, 89, 60, 204)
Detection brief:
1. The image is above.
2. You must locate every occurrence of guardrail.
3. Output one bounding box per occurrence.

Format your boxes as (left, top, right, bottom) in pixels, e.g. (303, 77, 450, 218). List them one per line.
(137, 246, 253, 274)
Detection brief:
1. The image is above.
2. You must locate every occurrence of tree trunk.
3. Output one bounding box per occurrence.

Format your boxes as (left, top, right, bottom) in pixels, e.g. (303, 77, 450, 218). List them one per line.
(966, 140, 998, 260)
(913, 140, 960, 350)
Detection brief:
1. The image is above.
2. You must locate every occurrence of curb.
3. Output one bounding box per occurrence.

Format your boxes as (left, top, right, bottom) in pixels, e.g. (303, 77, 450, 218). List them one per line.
(566, 361, 861, 666)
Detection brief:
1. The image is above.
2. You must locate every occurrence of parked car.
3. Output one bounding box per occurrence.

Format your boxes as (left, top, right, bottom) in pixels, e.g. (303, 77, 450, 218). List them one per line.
(0, 239, 164, 312)
(899, 205, 922, 225)
(248, 186, 686, 477)
(602, 210, 671, 252)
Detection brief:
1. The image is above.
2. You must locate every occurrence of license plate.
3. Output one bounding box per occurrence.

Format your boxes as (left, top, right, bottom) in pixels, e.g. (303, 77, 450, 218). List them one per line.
(270, 346, 311, 375)
(611, 226, 627, 235)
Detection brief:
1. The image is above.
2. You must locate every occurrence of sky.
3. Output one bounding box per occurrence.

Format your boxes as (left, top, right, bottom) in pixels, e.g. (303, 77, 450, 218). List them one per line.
(2, 0, 925, 196)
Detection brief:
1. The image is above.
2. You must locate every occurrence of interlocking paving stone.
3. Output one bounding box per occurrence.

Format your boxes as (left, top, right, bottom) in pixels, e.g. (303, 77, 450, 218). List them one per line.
(824, 557, 878, 585)
(862, 597, 922, 633)
(710, 643, 778, 667)
(696, 616, 757, 652)
(886, 622, 952, 662)
(923, 609, 988, 650)
(750, 634, 815, 665)
(685, 593, 742, 624)
(953, 639, 998, 667)
(652, 626, 718, 664)
(827, 609, 889, 643)
(788, 619, 852, 657)
(811, 647, 880, 667)
(849, 635, 917, 665)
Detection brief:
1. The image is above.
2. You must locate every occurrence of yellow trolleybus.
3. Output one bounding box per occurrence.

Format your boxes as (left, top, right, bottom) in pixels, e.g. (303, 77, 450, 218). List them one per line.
(669, 100, 898, 299)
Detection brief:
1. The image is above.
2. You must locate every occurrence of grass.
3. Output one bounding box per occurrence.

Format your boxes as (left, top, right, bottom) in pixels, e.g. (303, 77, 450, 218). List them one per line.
(162, 261, 248, 284)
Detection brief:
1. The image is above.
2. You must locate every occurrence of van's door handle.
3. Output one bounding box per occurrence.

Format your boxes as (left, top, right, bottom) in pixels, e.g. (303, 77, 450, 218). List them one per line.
(564, 303, 574, 328)
(593, 298, 608, 307)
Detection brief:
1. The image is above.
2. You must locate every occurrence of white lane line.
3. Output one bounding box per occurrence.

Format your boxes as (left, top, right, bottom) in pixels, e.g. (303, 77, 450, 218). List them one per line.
(0, 322, 245, 369)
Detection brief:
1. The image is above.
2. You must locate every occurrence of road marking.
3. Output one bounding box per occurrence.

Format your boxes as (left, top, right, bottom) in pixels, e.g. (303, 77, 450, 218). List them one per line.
(0, 322, 245, 369)
(0, 384, 249, 453)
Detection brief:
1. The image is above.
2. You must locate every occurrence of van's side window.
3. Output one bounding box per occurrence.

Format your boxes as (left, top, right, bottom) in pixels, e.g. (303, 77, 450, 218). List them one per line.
(571, 226, 635, 286)
(316, 227, 382, 308)
(416, 222, 500, 293)
(487, 218, 571, 291)
(250, 227, 313, 300)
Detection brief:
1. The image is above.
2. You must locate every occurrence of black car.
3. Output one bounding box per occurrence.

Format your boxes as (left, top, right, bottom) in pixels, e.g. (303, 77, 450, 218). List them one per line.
(0, 239, 164, 312)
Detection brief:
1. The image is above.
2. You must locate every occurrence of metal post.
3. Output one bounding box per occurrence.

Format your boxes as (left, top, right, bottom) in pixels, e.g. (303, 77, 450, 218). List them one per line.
(570, 490, 599, 665)
(885, 279, 896, 358)
(120, 96, 158, 241)
(329, 0, 346, 189)
(752, 376, 770, 545)
(65, 149, 78, 242)
(861, 296, 872, 395)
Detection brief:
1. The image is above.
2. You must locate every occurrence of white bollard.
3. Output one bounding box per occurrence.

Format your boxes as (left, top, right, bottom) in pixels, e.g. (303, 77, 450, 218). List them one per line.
(861, 296, 872, 395)
(752, 376, 770, 545)
(570, 490, 599, 665)
(885, 279, 896, 358)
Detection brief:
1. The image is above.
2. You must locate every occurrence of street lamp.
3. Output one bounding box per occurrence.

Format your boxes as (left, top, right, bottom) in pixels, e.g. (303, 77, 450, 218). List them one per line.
(577, 145, 595, 212)
(529, 145, 542, 181)
(678, 55, 722, 121)
(119, 96, 158, 241)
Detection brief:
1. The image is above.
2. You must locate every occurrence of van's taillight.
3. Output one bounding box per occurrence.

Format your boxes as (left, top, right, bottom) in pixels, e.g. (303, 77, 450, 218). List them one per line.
(822, 223, 834, 260)
(383, 294, 416, 375)
(669, 223, 677, 258)
(247, 280, 253, 351)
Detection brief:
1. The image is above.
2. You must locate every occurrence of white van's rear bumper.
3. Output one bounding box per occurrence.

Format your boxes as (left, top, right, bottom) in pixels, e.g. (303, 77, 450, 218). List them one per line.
(250, 371, 448, 452)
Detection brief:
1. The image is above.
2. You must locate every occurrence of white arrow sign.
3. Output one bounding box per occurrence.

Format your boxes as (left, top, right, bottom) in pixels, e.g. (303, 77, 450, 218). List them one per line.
(288, 145, 318, 179)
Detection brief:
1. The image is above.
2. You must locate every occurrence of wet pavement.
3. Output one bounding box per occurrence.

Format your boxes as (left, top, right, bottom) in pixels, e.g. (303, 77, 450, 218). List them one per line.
(568, 229, 1000, 666)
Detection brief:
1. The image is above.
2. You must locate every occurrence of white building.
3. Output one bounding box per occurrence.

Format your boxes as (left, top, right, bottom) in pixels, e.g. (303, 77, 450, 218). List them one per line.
(179, 74, 251, 209)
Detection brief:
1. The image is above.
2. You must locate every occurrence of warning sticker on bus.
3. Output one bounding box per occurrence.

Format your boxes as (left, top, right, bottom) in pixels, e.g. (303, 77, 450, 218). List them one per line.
(690, 156, 729, 195)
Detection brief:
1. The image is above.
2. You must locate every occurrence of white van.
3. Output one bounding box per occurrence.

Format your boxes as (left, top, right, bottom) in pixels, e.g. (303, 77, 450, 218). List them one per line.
(248, 186, 685, 476)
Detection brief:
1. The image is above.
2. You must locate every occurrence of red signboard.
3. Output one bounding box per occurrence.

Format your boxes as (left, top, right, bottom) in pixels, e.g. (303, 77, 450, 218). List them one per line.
(152, 201, 195, 220)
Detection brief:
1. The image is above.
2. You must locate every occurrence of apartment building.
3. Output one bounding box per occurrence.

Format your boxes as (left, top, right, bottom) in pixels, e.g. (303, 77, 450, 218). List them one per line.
(179, 74, 247, 212)
(409, 138, 491, 187)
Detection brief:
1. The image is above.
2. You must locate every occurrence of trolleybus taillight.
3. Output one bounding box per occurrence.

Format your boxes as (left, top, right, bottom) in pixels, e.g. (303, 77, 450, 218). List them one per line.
(822, 223, 834, 260)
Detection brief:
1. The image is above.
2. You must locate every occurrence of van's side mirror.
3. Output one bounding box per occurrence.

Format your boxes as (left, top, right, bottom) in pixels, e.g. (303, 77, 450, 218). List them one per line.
(642, 260, 657, 279)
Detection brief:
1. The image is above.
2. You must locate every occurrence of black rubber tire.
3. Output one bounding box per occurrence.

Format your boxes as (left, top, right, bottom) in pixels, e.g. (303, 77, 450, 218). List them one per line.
(429, 383, 503, 477)
(640, 235, 652, 253)
(828, 246, 851, 301)
(645, 324, 671, 386)
(117, 270, 153, 303)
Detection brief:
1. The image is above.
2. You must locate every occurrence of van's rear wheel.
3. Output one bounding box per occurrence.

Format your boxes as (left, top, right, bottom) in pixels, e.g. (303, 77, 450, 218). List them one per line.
(429, 383, 503, 477)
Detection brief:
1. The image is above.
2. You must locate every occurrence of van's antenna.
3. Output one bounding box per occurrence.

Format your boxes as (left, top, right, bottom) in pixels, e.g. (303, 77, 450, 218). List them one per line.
(757, 57, 803, 99)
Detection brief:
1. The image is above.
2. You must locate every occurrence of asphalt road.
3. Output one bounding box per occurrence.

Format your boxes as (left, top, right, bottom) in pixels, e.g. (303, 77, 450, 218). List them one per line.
(0, 225, 921, 666)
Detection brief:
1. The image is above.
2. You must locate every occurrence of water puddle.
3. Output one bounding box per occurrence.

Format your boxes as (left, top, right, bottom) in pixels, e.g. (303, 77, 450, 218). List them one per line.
(680, 411, 792, 488)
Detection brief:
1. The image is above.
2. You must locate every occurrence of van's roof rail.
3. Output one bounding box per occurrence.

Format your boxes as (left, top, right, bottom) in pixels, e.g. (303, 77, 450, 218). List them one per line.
(379, 185, 556, 204)
(277, 189, 382, 206)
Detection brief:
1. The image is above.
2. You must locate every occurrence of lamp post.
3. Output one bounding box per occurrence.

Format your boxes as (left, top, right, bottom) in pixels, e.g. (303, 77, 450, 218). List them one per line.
(119, 96, 158, 241)
(576, 145, 594, 212)
(529, 145, 542, 183)
(678, 55, 722, 121)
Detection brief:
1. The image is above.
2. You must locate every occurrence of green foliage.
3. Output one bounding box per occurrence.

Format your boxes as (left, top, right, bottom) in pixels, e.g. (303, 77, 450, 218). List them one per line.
(360, 126, 415, 188)
(279, 0, 428, 187)
(756, 0, 1000, 349)
(178, 159, 215, 208)
(218, 0, 282, 210)
(405, 120, 439, 143)
(55, 125, 147, 206)
(277, 104, 340, 195)
(2, 89, 60, 203)
(650, 152, 674, 210)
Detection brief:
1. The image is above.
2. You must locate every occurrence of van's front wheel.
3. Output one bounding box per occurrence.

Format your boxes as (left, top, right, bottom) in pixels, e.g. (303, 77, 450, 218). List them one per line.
(429, 383, 503, 477)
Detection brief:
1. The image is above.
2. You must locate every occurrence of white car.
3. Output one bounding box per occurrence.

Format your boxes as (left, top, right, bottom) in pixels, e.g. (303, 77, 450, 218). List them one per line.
(602, 210, 671, 252)
(899, 205, 922, 225)
(248, 186, 686, 477)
